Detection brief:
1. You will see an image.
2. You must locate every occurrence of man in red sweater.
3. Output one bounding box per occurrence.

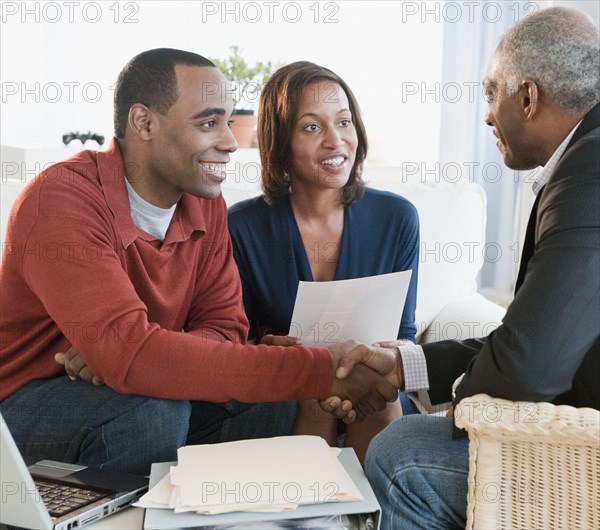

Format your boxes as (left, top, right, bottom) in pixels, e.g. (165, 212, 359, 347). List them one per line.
(0, 49, 397, 474)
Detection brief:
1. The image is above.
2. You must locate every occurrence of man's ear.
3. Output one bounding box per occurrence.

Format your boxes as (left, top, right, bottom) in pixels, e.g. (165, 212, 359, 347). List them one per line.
(520, 79, 539, 121)
(128, 104, 154, 141)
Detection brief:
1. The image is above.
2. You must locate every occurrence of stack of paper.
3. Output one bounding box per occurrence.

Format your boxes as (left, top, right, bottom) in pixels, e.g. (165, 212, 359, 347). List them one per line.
(135, 436, 363, 515)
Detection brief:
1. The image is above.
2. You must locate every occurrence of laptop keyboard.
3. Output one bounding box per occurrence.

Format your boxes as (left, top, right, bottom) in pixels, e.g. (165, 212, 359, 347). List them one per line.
(35, 479, 108, 518)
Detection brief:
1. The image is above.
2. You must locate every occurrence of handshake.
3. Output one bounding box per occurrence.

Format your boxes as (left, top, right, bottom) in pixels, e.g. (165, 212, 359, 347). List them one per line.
(321, 340, 404, 424)
(55, 339, 405, 424)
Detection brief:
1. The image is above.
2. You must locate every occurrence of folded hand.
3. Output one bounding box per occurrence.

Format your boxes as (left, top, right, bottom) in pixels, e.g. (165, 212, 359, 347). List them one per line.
(55, 346, 104, 386)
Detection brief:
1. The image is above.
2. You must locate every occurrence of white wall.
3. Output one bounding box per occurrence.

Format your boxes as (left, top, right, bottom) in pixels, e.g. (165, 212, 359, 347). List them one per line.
(553, 0, 599, 20)
(0, 1, 445, 166)
(2, 1, 598, 299)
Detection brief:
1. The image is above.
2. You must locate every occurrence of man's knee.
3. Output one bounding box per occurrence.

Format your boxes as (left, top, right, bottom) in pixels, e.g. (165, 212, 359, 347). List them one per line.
(122, 398, 192, 443)
(80, 398, 192, 474)
(367, 415, 412, 460)
(365, 415, 445, 482)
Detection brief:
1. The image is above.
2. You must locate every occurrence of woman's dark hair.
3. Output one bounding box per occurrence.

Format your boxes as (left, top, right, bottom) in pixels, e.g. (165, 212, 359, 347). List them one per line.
(113, 48, 215, 139)
(258, 61, 367, 205)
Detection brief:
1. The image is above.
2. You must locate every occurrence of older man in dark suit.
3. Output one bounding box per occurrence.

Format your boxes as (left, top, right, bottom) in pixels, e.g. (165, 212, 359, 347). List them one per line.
(345, 7, 599, 529)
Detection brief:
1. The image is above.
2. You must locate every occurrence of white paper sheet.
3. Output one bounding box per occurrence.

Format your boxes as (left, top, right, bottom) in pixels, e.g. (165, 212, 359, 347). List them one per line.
(288, 271, 413, 346)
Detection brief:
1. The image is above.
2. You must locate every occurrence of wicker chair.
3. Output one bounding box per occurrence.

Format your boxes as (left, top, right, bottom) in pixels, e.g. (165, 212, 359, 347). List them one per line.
(455, 394, 600, 530)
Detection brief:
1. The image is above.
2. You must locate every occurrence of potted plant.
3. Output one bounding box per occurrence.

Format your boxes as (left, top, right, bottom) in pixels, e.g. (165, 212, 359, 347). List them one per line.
(210, 46, 280, 148)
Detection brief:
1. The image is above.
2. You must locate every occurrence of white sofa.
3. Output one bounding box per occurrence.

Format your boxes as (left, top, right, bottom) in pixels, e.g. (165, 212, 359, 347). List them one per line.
(1, 145, 506, 344)
(371, 175, 507, 344)
(222, 149, 507, 344)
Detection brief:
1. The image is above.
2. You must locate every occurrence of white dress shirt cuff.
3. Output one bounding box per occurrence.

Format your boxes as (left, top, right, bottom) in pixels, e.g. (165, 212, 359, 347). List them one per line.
(398, 343, 429, 392)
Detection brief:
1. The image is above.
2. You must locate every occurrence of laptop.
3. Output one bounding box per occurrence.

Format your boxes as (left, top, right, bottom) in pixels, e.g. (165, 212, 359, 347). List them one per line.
(1, 413, 148, 530)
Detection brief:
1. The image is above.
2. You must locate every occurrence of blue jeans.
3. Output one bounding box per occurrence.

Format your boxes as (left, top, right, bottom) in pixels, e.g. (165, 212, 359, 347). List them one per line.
(0, 377, 296, 475)
(365, 405, 469, 530)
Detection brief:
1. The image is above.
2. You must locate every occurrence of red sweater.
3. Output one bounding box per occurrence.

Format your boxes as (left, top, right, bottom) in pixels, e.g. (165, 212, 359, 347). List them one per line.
(0, 140, 333, 402)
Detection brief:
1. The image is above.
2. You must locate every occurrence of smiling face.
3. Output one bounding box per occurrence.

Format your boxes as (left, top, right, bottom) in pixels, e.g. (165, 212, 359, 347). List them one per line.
(143, 65, 237, 206)
(289, 81, 358, 193)
(483, 56, 540, 171)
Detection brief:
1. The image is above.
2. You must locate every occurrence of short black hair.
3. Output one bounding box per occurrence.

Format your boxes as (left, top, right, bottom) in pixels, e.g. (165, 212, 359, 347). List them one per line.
(258, 61, 367, 205)
(113, 48, 215, 138)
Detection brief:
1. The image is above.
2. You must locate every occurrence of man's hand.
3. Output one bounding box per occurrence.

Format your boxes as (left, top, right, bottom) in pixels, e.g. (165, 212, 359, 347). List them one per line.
(55, 346, 104, 386)
(318, 396, 357, 424)
(322, 340, 400, 423)
(332, 341, 404, 389)
(329, 363, 398, 422)
(321, 341, 407, 422)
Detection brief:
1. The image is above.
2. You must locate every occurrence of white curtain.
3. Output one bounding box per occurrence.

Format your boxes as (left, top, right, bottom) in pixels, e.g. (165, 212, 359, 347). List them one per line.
(438, 0, 538, 304)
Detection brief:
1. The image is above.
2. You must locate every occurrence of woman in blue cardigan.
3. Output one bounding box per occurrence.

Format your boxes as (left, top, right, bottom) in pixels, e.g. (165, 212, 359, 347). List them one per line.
(228, 61, 419, 462)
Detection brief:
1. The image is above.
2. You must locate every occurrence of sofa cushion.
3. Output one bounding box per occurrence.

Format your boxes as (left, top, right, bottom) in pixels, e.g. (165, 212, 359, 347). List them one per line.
(395, 182, 487, 337)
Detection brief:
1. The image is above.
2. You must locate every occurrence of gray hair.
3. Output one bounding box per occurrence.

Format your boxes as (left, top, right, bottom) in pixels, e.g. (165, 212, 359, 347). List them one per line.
(495, 7, 599, 113)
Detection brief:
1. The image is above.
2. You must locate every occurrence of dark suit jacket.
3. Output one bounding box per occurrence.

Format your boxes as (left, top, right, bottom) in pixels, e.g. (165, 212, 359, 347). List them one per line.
(422, 103, 600, 411)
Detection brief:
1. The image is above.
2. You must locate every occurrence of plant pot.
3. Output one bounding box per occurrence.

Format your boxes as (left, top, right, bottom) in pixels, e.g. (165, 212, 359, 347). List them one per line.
(231, 109, 256, 148)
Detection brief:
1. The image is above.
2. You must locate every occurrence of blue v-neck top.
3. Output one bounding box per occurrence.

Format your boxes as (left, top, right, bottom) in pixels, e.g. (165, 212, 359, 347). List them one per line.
(228, 188, 419, 342)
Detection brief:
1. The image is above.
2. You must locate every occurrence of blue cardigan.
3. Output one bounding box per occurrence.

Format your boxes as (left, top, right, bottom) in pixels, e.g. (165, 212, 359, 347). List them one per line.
(228, 188, 420, 342)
